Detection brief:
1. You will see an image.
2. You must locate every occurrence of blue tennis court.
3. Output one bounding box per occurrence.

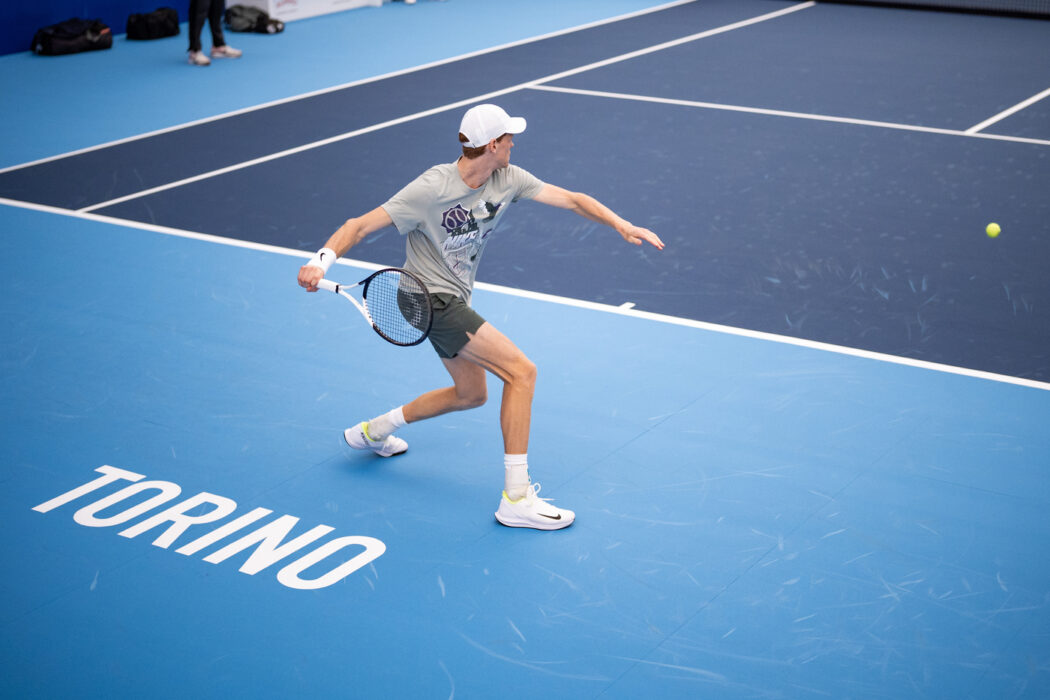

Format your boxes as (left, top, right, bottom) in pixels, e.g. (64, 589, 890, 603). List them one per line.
(2, 0, 1049, 697)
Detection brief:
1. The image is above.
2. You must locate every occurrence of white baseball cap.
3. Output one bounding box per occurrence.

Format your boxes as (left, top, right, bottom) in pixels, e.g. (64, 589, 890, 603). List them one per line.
(459, 104, 527, 148)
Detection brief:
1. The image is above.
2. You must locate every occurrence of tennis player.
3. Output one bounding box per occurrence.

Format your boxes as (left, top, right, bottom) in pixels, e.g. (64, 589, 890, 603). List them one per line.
(298, 104, 663, 530)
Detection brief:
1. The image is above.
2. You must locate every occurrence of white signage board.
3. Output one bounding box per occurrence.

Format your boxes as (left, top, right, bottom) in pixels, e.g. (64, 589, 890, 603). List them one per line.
(230, 0, 383, 23)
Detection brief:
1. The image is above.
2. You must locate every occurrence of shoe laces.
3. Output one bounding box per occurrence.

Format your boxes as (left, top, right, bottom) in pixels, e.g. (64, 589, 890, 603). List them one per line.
(523, 482, 551, 503)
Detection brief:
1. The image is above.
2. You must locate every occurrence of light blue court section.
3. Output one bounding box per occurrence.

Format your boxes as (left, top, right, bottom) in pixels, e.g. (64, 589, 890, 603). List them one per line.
(0, 0, 680, 168)
(2, 203, 1049, 697)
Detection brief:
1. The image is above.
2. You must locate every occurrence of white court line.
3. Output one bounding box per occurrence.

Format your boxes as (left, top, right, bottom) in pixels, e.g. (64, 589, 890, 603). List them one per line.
(75, 1, 817, 213)
(966, 85, 1050, 135)
(0, 0, 698, 177)
(530, 84, 1050, 147)
(4, 195, 1048, 393)
(77, 90, 527, 213)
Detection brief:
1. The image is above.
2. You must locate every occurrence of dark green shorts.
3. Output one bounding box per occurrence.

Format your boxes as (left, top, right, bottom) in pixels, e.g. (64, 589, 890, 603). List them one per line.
(428, 293, 486, 359)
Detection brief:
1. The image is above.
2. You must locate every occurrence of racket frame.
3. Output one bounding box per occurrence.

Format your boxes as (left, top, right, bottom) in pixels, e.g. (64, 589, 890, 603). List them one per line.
(316, 268, 432, 346)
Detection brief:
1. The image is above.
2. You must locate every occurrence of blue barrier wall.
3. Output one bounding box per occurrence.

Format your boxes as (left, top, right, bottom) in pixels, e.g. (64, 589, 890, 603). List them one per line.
(0, 1, 191, 56)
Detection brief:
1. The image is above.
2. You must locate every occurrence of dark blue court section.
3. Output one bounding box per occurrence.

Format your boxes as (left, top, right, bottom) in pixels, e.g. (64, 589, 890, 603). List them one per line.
(92, 85, 1050, 383)
(552, 2, 1050, 134)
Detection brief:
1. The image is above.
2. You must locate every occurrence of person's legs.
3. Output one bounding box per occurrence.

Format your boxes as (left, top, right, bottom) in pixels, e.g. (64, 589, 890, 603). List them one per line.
(401, 352, 489, 424)
(203, 0, 242, 58)
(413, 323, 572, 529)
(343, 313, 572, 529)
(342, 325, 516, 462)
(206, 0, 226, 48)
(187, 0, 207, 53)
(406, 323, 533, 454)
(349, 322, 533, 466)
(347, 296, 488, 457)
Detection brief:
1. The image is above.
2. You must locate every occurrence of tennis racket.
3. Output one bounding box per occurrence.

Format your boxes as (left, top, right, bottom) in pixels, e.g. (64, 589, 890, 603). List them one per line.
(316, 268, 433, 346)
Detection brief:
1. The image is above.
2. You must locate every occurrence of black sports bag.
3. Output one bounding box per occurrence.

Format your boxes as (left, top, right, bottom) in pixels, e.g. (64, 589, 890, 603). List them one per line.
(127, 7, 180, 40)
(32, 18, 113, 55)
(225, 5, 284, 34)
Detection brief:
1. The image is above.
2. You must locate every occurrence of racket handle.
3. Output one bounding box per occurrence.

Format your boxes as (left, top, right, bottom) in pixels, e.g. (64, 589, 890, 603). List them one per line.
(316, 279, 338, 293)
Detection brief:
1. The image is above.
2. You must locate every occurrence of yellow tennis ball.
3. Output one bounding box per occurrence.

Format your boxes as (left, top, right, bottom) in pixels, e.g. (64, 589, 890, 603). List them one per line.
(986, 223, 1001, 238)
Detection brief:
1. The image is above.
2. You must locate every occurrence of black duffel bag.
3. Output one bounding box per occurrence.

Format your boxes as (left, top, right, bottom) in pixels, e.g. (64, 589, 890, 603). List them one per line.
(127, 7, 180, 40)
(32, 18, 113, 55)
(225, 5, 284, 34)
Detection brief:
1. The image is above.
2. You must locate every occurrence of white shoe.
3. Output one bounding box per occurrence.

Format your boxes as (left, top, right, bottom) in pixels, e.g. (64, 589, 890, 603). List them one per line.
(343, 422, 407, 458)
(495, 483, 575, 530)
(210, 45, 242, 59)
(188, 50, 210, 66)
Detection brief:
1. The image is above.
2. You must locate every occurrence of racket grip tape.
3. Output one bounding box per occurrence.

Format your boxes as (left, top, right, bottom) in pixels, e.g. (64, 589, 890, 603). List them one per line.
(316, 279, 339, 293)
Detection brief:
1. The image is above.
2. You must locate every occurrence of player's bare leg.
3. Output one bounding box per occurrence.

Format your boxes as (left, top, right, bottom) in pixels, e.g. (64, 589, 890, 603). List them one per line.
(424, 323, 573, 529)
(450, 323, 535, 455)
(401, 355, 488, 423)
(396, 323, 533, 453)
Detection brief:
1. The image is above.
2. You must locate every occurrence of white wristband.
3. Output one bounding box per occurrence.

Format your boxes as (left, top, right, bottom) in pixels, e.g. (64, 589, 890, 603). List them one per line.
(305, 247, 336, 273)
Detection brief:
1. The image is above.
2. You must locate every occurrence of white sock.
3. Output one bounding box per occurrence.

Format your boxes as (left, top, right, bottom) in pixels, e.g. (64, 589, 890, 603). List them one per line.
(366, 406, 406, 440)
(504, 454, 530, 501)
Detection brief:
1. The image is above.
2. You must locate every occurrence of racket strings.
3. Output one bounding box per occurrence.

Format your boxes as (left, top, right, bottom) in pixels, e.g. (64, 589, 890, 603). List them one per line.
(364, 271, 432, 345)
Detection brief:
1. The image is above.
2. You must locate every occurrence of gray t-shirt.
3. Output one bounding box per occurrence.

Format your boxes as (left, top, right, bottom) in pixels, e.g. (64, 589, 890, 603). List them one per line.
(381, 161, 545, 303)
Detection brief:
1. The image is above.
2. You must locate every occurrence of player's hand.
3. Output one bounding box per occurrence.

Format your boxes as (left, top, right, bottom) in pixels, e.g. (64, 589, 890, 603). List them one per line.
(298, 264, 324, 292)
(621, 224, 664, 250)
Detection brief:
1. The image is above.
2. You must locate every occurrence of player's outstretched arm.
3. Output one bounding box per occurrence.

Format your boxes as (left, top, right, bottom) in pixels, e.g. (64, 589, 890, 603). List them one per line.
(298, 207, 394, 291)
(532, 184, 664, 250)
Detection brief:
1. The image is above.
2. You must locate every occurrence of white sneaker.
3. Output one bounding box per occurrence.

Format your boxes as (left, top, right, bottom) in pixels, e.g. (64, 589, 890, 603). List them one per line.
(343, 422, 407, 458)
(210, 45, 242, 59)
(188, 50, 210, 66)
(495, 483, 575, 530)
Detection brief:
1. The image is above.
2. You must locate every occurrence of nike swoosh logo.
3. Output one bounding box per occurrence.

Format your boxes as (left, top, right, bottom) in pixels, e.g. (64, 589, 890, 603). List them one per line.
(319, 252, 328, 260)
(540, 513, 562, 520)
